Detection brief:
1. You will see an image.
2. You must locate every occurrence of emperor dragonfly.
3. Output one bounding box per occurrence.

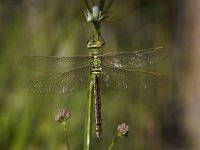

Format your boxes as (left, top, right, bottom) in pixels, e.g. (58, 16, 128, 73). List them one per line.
(19, 40, 168, 139)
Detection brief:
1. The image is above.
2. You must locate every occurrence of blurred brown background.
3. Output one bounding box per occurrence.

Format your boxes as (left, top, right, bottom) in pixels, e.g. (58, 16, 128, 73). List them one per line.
(0, 0, 199, 149)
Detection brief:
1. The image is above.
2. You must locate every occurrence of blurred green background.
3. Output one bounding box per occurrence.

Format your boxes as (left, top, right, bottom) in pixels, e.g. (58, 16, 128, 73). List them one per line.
(1, 0, 199, 149)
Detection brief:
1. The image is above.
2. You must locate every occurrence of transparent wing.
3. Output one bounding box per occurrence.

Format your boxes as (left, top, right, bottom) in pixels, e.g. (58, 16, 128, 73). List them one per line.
(19, 56, 90, 74)
(100, 66, 168, 91)
(23, 67, 90, 94)
(101, 47, 167, 69)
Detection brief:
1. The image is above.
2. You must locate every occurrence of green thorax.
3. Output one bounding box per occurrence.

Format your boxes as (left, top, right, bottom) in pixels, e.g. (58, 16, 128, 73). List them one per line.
(87, 40, 103, 76)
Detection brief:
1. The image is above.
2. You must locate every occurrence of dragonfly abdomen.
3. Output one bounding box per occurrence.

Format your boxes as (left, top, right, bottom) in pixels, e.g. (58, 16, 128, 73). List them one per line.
(93, 75, 102, 139)
(90, 52, 103, 139)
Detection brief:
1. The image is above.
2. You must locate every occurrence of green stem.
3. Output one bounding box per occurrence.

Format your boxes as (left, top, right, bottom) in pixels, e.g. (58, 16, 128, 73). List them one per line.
(108, 136, 119, 150)
(64, 123, 70, 150)
(84, 78, 94, 150)
(93, 22, 101, 41)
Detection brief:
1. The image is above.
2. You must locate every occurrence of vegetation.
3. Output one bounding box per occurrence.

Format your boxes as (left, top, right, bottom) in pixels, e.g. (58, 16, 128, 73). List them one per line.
(0, 0, 192, 150)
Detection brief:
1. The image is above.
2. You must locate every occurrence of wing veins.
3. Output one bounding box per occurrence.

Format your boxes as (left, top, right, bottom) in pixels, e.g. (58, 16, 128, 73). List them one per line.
(24, 66, 90, 94)
(19, 55, 90, 74)
(101, 47, 167, 69)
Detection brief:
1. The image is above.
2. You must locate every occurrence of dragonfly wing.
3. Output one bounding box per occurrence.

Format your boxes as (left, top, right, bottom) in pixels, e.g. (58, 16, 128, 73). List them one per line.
(101, 47, 167, 69)
(23, 67, 90, 94)
(19, 56, 90, 74)
(100, 66, 168, 91)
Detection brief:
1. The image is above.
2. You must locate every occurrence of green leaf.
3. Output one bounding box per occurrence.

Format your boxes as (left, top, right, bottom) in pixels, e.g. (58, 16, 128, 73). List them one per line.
(99, 0, 105, 12)
(90, 0, 94, 5)
(103, 0, 114, 14)
(84, 0, 92, 13)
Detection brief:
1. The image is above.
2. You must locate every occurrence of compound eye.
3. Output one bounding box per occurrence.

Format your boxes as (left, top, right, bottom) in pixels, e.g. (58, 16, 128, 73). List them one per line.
(87, 40, 102, 49)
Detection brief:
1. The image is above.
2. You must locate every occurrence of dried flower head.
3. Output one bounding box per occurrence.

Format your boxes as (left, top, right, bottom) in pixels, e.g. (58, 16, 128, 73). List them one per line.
(84, 0, 113, 22)
(84, 9, 93, 22)
(84, 5, 105, 22)
(92, 6, 99, 19)
(55, 108, 71, 123)
(117, 123, 129, 137)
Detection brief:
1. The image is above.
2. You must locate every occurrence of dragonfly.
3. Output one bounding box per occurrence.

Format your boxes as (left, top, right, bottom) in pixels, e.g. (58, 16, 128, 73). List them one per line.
(19, 39, 168, 139)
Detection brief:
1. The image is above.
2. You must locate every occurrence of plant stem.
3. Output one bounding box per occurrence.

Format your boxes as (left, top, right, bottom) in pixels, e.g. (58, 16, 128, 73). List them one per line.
(93, 22, 101, 41)
(64, 123, 70, 150)
(83, 2, 102, 148)
(108, 136, 119, 150)
(84, 78, 94, 150)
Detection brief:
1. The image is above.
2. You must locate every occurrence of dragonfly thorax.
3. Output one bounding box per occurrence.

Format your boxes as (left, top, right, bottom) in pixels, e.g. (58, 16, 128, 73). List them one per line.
(90, 54, 102, 75)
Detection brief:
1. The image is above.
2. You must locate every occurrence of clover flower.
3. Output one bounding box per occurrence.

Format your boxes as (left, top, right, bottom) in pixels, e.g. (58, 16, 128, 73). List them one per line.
(55, 108, 71, 124)
(117, 123, 129, 137)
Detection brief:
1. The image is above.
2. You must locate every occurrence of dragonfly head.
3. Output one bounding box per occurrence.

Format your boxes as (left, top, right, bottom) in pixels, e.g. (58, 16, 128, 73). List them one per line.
(87, 40, 102, 49)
